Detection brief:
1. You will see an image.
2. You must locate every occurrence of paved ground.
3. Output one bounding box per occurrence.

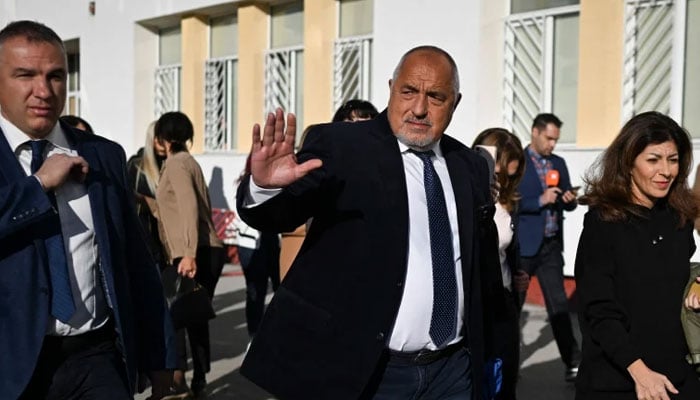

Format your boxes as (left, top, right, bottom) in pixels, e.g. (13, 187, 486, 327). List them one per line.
(137, 264, 580, 399)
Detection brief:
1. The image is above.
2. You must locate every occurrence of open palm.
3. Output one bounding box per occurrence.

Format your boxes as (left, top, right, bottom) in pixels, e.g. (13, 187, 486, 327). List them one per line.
(250, 108, 322, 188)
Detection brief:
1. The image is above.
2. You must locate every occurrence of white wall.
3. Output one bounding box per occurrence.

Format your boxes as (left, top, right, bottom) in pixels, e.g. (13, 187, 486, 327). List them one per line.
(372, 0, 486, 147)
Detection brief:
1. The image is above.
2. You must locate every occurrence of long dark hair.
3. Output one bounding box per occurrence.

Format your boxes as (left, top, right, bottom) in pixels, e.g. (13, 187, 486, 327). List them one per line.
(472, 128, 525, 213)
(581, 111, 697, 225)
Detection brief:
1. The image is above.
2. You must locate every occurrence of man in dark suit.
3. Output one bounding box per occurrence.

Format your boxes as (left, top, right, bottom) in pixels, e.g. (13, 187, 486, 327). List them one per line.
(517, 113, 581, 382)
(0, 20, 176, 399)
(236, 46, 499, 399)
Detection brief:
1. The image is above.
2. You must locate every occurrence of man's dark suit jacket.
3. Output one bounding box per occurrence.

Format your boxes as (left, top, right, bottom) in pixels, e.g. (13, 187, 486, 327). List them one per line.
(236, 111, 497, 400)
(0, 124, 176, 399)
(517, 146, 577, 257)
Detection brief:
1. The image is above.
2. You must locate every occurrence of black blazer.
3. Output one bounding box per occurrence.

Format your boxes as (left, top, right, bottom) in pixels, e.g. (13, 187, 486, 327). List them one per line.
(237, 111, 497, 400)
(0, 124, 176, 398)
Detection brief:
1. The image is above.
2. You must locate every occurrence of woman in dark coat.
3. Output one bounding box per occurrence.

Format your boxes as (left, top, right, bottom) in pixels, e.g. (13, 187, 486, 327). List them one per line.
(575, 111, 700, 400)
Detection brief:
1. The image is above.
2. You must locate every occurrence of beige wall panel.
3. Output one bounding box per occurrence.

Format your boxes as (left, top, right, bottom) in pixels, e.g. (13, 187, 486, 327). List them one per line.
(577, 0, 625, 148)
(133, 24, 158, 152)
(181, 15, 208, 154)
(237, 3, 269, 152)
(303, 0, 336, 126)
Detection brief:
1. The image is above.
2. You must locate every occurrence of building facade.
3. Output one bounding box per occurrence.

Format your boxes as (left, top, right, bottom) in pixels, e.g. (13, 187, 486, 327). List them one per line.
(3, 0, 700, 270)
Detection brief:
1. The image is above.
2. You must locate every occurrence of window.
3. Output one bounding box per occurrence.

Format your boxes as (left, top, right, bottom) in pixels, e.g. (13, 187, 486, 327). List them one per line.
(511, 0, 579, 14)
(334, 0, 373, 111)
(265, 2, 304, 139)
(205, 14, 239, 151)
(621, 0, 674, 123)
(64, 39, 80, 116)
(155, 26, 182, 116)
(503, 5, 579, 142)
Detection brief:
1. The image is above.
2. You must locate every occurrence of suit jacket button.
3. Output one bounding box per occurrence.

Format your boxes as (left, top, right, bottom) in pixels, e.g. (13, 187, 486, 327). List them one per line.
(397, 281, 403, 287)
(376, 332, 385, 341)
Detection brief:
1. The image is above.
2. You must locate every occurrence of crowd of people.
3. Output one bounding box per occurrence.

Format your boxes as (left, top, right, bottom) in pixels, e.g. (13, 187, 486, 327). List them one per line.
(3, 18, 700, 400)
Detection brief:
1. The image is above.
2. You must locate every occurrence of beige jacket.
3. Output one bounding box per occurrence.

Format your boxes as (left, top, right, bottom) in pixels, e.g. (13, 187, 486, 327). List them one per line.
(155, 151, 222, 262)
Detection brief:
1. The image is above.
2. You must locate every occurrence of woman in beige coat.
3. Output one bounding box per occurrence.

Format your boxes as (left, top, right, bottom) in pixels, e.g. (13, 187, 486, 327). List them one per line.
(153, 111, 225, 397)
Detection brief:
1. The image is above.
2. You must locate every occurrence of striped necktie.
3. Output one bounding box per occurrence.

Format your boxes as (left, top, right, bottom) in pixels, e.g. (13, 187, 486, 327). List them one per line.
(29, 140, 75, 323)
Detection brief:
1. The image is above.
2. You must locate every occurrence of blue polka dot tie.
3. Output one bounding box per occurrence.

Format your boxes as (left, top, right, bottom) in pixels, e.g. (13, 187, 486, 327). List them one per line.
(29, 140, 75, 323)
(412, 150, 457, 348)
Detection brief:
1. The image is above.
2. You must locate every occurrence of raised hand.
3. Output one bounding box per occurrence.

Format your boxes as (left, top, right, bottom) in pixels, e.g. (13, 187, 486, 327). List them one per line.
(250, 108, 322, 189)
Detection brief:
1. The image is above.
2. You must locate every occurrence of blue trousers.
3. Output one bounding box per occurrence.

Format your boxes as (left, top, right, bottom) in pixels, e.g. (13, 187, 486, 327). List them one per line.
(366, 347, 473, 400)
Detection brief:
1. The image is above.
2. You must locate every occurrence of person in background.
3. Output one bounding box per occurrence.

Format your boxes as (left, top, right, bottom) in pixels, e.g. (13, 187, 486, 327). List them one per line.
(331, 99, 379, 123)
(236, 45, 499, 400)
(59, 114, 94, 134)
(473, 128, 529, 400)
(575, 111, 700, 400)
(517, 113, 581, 382)
(153, 111, 226, 397)
(233, 154, 281, 343)
(126, 121, 166, 269)
(0, 20, 175, 399)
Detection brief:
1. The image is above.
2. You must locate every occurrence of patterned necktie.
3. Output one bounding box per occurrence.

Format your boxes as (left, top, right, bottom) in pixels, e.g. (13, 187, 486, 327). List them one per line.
(29, 140, 75, 323)
(412, 150, 458, 347)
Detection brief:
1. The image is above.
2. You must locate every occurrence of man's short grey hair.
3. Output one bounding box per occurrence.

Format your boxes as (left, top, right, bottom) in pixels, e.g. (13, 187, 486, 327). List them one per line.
(391, 45, 460, 95)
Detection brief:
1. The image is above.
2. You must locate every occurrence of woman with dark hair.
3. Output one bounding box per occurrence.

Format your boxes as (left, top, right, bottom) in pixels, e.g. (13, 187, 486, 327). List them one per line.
(332, 99, 379, 122)
(575, 111, 700, 400)
(153, 111, 225, 397)
(473, 128, 529, 400)
(59, 114, 94, 134)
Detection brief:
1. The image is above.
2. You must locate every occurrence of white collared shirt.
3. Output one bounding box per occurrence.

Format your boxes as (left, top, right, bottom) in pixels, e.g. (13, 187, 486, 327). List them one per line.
(389, 140, 464, 351)
(247, 138, 464, 351)
(0, 114, 109, 336)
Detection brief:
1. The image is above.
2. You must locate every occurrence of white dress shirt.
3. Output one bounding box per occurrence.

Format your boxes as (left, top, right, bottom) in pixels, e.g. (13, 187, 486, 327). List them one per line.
(247, 138, 464, 351)
(494, 202, 513, 291)
(0, 114, 109, 336)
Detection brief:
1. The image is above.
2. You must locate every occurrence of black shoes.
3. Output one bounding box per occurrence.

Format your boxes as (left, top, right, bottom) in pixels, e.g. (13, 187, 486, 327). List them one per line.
(191, 378, 206, 398)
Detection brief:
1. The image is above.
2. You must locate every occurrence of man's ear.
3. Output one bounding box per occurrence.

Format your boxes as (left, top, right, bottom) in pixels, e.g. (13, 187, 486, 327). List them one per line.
(388, 79, 393, 89)
(453, 93, 462, 110)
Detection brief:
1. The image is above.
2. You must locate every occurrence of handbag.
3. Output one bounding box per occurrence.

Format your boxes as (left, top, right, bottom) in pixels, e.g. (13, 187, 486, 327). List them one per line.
(161, 265, 216, 329)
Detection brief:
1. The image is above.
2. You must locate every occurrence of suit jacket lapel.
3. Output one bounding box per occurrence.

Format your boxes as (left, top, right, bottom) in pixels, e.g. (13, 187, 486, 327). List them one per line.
(371, 113, 410, 274)
(442, 139, 475, 294)
(0, 126, 28, 183)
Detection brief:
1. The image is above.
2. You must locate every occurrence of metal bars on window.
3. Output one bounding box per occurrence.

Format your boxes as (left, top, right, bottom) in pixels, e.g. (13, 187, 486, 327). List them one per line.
(504, 13, 545, 139)
(503, 6, 579, 140)
(264, 46, 303, 116)
(205, 56, 238, 152)
(622, 0, 675, 121)
(154, 64, 181, 117)
(333, 35, 372, 111)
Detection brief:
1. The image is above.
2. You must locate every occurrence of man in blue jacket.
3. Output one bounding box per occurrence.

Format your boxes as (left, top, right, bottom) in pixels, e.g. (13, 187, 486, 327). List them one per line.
(517, 113, 581, 382)
(0, 20, 176, 399)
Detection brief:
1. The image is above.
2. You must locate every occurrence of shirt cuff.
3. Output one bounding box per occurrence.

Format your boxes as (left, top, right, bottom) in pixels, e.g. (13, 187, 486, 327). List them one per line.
(246, 179, 283, 207)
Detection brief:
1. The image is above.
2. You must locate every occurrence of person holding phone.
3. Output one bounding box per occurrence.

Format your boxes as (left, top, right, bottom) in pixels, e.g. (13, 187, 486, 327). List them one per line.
(517, 113, 582, 382)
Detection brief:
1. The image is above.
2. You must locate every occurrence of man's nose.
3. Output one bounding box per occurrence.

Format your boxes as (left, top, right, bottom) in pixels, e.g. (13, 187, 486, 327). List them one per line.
(33, 78, 53, 99)
(411, 94, 428, 118)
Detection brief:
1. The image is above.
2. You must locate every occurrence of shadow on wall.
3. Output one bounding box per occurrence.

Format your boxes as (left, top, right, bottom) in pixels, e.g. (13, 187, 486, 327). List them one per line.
(209, 166, 230, 210)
